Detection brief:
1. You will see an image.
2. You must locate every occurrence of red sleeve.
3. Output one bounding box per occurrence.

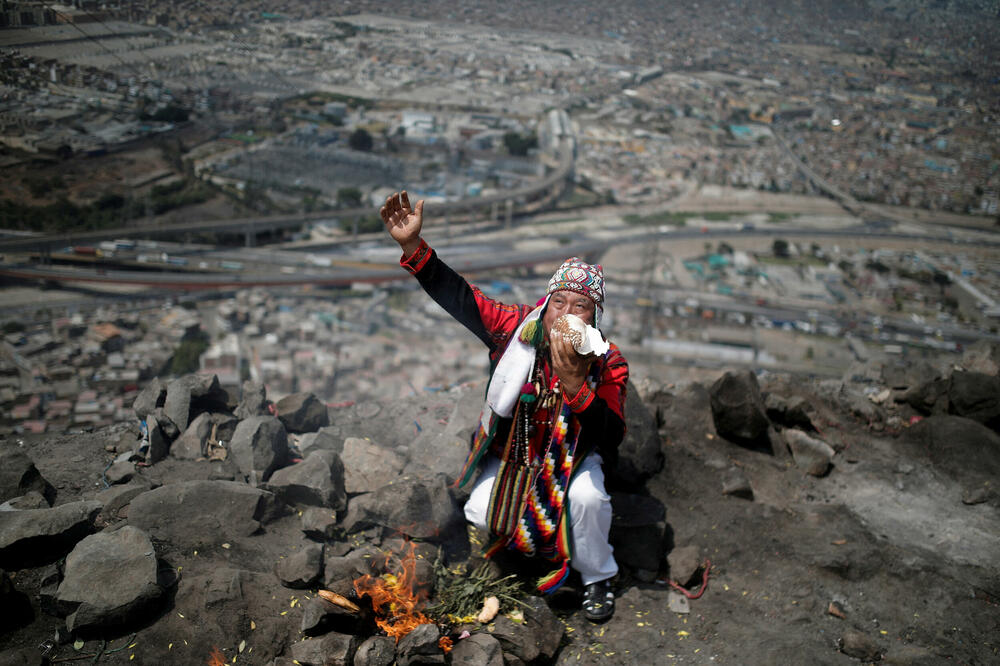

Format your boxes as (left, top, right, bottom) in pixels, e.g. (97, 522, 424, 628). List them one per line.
(565, 343, 628, 419)
(595, 344, 628, 419)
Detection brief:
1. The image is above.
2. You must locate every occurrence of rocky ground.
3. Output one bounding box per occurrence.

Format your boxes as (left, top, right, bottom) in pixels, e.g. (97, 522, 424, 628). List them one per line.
(1, 342, 999, 665)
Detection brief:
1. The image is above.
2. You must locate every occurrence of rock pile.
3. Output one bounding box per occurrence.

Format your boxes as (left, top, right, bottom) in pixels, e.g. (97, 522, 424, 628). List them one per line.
(2, 359, 999, 665)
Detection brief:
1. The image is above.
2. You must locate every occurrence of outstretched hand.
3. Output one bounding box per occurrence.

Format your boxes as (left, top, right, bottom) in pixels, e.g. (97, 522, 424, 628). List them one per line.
(380, 190, 424, 256)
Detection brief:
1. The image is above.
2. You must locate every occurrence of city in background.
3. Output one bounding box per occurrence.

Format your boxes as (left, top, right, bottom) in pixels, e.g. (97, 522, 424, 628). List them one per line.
(1, 0, 999, 434)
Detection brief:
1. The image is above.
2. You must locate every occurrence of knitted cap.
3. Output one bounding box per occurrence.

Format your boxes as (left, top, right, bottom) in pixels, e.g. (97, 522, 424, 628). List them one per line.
(547, 257, 605, 324)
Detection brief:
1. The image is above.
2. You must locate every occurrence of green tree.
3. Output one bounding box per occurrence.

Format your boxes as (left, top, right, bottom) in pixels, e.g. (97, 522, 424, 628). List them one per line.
(337, 187, 363, 207)
(348, 128, 373, 151)
(772, 238, 790, 258)
(170, 333, 209, 375)
(503, 131, 538, 156)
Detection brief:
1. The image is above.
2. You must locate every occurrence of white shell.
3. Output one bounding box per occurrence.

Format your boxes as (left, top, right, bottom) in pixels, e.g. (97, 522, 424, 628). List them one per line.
(554, 314, 610, 357)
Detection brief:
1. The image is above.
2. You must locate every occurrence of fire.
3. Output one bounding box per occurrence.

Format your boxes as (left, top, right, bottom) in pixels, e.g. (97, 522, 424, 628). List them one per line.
(206, 647, 226, 666)
(353, 541, 435, 642)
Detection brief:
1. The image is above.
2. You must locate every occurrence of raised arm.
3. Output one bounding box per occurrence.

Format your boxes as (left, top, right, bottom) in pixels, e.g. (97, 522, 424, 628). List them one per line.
(380, 191, 531, 356)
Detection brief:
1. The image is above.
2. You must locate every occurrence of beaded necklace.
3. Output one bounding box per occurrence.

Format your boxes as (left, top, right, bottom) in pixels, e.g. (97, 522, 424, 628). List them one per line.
(511, 348, 561, 469)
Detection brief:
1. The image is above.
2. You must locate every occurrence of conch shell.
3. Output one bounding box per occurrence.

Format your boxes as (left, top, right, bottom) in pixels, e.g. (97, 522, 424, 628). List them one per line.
(553, 314, 609, 357)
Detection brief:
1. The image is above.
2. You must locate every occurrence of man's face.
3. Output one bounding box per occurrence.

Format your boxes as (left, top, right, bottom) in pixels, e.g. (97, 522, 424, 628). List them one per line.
(542, 290, 596, 337)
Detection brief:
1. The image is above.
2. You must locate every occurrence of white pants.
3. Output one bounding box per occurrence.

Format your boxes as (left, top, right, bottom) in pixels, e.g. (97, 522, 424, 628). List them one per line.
(463, 453, 618, 586)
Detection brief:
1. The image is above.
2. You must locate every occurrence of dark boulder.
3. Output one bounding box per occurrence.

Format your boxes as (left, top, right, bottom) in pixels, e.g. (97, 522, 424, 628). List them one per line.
(55, 525, 163, 635)
(0, 500, 102, 570)
(616, 380, 664, 487)
(229, 416, 290, 482)
(265, 449, 347, 510)
(275, 392, 330, 434)
(709, 371, 770, 445)
(128, 480, 284, 550)
(341, 475, 463, 542)
(0, 449, 54, 506)
(947, 371, 1000, 432)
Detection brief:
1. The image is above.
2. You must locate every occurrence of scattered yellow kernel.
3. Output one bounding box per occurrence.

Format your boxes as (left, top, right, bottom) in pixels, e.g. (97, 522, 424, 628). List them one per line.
(222, 543, 231, 549)
(678, 630, 690, 637)
(250, 620, 256, 630)
(280, 611, 288, 616)
(178, 613, 185, 618)
(128, 642, 137, 649)
(880, 630, 888, 635)
(239, 640, 246, 653)
(168, 644, 172, 650)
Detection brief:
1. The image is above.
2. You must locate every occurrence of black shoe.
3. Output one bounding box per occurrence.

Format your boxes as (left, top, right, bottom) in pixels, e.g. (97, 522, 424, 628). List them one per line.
(582, 579, 614, 622)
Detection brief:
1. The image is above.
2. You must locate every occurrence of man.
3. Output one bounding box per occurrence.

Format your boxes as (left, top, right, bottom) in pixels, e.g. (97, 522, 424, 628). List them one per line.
(380, 191, 628, 622)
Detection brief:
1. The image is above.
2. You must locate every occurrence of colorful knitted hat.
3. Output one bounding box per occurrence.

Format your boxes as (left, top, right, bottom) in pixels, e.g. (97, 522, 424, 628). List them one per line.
(546, 257, 605, 324)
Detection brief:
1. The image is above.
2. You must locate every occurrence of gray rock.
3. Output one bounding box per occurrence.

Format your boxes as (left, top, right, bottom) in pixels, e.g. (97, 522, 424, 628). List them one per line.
(353, 636, 395, 666)
(341, 437, 404, 495)
(490, 614, 540, 663)
(783, 429, 835, 476)
(608, 493, 666, 571)
(164, 374, 230, 432)
(617, 380, 664, 486)
(56, 526, 163, 634)
(649, 381, 717, 445)
(276, 541, 324, 589)
(276, 392, 330, 434)
(301, 506, 340, 540)
(290, 633, 359, 666)
(235, 380, 268, 420)
(520, 596, 563, 661)
(709, 370, 770, 444)
(128, 481, 284, 549)
(230, 416, 290, 482)
(449, 633, 503, 666)
(299, 427, 345, 457)
(667, 590, 691, 614)
(0, 500, 102, 570)
(96, 480, 153, 523)
(948, 371, 1000, 431)
(667, 545, 701, 587)
(104, 460, 135, 485)
(323, 549, 380, 597)
(0, 450, 55, 506)
(396, 623, 444, 666)
(266, 450, 347, 510)
(146, 413, 170, 463)
(721, 466, 754, 500)
(764, 393, 816, 430)
(151, 407, 180, 440)
(840, 629, 882, 661)
(341, 474, 463, 542)
(132, 377, 166, 420)
(0, 491, 49, 511)
(171, 412, 214, 460)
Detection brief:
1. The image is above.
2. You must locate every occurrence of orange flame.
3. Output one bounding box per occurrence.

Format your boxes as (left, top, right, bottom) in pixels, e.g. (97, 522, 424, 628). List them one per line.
(206, 647, 226, 666)
(353, 541, 435, 642)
